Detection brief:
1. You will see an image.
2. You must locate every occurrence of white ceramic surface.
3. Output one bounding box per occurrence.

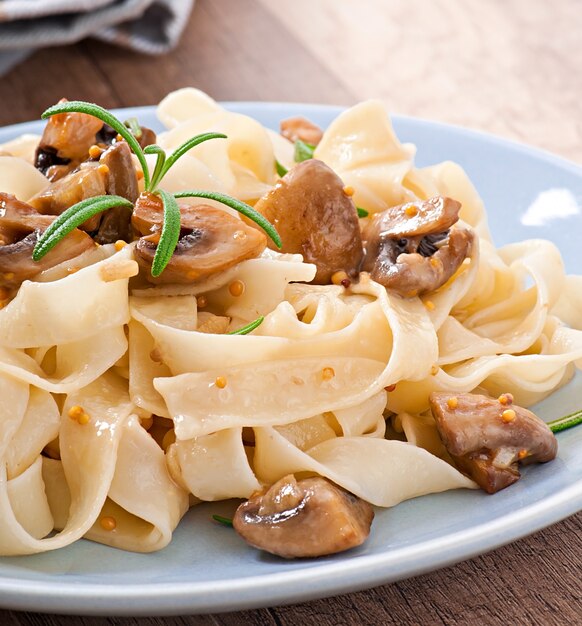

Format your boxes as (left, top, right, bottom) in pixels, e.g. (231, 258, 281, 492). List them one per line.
(0, 103, 580, 616)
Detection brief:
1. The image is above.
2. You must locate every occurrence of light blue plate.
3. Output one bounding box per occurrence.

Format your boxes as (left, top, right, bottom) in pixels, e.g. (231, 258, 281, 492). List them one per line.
(0, 103, 580, 616)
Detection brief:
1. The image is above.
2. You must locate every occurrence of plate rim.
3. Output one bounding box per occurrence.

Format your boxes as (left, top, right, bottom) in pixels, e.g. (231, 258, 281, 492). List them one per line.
(0, 101, 580, 616)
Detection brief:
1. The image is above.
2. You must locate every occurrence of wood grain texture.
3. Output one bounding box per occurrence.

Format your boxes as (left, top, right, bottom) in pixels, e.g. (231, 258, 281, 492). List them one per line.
(0, 0, 580, 624)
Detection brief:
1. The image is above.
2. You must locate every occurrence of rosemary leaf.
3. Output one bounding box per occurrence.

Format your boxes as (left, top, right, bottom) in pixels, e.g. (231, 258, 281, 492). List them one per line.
(124, 117, 142, 139)
(156, 132, 227, 189)
(547, 409, 582, 434)
(173, 190, 282, 249)
(211, 515, 233, 528)
(227, 316, 264, 335)
(151, 189, 181, 277)
(41, 101, 150, 189)
(294, 139, 315, 163)
(143, 144, 167, 192)
(357, 207, 369, 218)
(275, 159, 288, 177)
(32, 195, 133, 261)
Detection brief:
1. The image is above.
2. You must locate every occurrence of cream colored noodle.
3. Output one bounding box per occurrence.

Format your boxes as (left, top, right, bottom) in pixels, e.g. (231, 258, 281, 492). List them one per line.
(0, 87, 580, 554)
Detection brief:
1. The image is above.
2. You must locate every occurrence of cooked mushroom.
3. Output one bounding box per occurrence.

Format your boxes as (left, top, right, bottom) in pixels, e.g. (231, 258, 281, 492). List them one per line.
(132, 193, 267, 284)
(0, 195, 95, 290)
(29, 162, 106, 226)
(0, 193, 54, 244)
(254, 159, 363, 283)
(429, 391, 558, 494)
(29, 141, 140, 238)
(233, 475, 374, 558)
(280, 116, 324, 146)
(361, 196, 474, 297)
(35, 100, 104, 177)
(93, 142, 139, 244)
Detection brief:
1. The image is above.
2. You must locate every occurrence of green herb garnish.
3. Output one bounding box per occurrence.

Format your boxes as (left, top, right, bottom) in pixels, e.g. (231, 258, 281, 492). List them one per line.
(294, 139, 315, 163)
(548, 408, 582, 434)
(32, 195, 133, 261)
(275, 159, 288, 177)
(33, 101, 280, 276)
(124, 117, 142, 139)
(357, 207, 369, 218)
(211, 514, 233, 527)
(227, 316, 264, 335)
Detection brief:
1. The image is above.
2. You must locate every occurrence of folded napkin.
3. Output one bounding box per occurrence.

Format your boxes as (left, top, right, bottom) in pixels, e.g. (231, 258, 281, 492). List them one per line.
(0, 0, 194, 75)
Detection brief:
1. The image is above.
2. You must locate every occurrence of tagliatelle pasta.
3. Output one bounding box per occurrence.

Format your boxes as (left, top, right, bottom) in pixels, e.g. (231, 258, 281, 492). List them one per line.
(0, 87, 580, 555)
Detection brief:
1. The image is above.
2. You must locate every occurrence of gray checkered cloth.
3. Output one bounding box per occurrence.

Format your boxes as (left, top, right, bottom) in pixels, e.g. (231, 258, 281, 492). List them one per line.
(0, 0, 194, 75)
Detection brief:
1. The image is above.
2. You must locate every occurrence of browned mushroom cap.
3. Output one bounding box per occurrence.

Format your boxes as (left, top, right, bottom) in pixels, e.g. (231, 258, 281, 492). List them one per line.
(132, 193, 267, 284)
(233, 475, 374, 559)
(361, 196, 474, 297)
(35, 99, 104, 176)
(429, 392, 558, 494)
(254, 159, 363, 284)
(280, 116, 324, 146)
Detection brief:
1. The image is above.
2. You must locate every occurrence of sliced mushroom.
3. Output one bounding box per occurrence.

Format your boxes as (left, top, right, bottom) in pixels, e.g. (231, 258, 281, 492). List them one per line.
(361, 196, 474, 297)
(0, 193, 54, 244)
(0, 193, 95, 289)
(32, 141, 141, 239)
(136, 126, 157, 149)
(233, 475, 374, 558)
(254, 159, 363, 283)
(28, 162, 107, 232)
(429, 392, 558, 494)
(280, 116, 324, 146)
(0, 229, 94, 290)
(93, 142, 140, 244)
(132, 193, 267, 284)
(35, 99, 104, 177)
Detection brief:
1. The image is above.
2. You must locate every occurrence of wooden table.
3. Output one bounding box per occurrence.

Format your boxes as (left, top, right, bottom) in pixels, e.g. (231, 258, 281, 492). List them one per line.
(1, 1, 581, 624)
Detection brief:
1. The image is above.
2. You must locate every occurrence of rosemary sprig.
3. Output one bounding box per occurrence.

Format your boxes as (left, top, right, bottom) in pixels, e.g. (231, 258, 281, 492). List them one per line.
(227, 316, 264, 335)
(547, 409, 582, 434)
(143, 144, 167, 191)
(152, 189, 181, 277)
(294, 139, 315, 163)
(155, 132, 226, 189)
(32, 195, 133, 261)
(211, 514, 233, 527)
(124, 117, 142, 139)
(33, 101, 281, 277)
(275, 159, 288, 177)
(174, 191, 282, 249)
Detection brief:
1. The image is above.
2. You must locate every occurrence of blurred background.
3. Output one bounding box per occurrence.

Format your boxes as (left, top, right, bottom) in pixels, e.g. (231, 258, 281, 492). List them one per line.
(0, 0, 580, 162)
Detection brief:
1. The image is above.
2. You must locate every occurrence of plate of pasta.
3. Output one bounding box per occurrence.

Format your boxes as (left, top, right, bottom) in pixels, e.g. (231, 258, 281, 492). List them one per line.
(0, 89, 580, 615)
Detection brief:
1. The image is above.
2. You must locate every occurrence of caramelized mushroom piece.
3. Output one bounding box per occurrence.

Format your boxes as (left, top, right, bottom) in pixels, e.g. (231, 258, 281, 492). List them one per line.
(135, 126, 157, 149)
(361, 196, 474, 297)
(35, 99, 104, 177)
(429, 392, 558, 494)
(0, 194, 94, 290)
(30, 141, 140, 238)
(93, 142, 139, 244)
(280, 116, 324, 146)
(0, 193, 54, 244)
(132, 193, 267, 284)
(0, 230, 94, 290)
(29, 162, 106, 232)
(233, 475, 374, 558)
(254, 159, 363, 283)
